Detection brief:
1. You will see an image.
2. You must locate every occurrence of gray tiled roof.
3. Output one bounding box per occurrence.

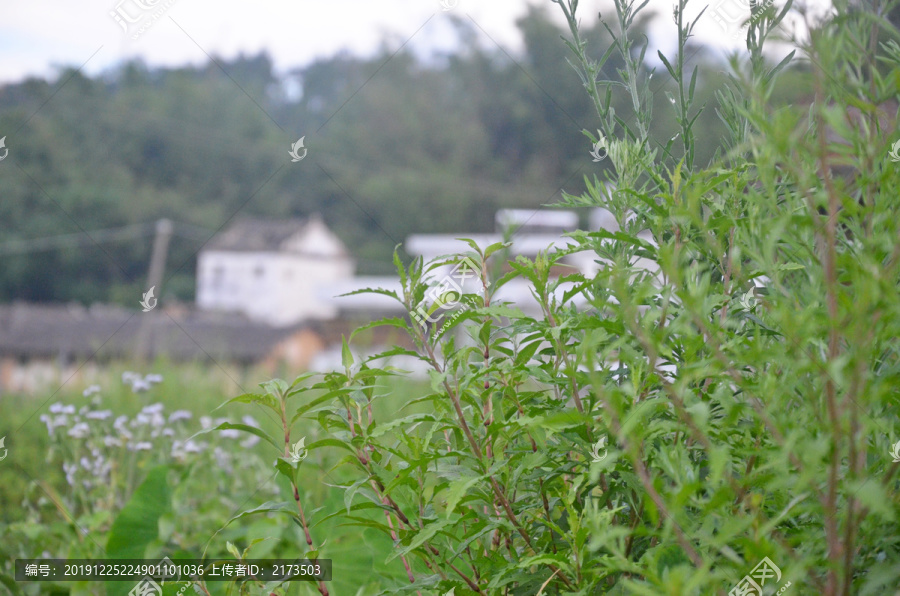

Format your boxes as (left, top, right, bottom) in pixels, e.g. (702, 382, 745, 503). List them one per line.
(204, 217, 311, 252)
(0, 302, 314, 363)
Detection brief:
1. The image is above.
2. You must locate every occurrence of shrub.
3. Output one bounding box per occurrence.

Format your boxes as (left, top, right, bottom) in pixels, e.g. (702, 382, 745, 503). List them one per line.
(220, 0, 900, 593)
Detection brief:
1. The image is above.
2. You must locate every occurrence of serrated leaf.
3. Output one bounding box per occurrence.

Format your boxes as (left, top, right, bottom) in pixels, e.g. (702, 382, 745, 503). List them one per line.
(444, 474, 483, 518)
(370, 413, 437, 438)
(483, 241, 511, 260)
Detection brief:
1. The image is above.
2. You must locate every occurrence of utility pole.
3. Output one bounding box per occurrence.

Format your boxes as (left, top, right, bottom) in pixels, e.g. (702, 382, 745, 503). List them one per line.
(133, 218, 173, 362)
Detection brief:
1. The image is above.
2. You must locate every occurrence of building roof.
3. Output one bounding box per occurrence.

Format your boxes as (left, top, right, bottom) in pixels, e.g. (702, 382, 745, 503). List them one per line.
(495, 209, 579, 233)
(204, 214, 348, 257)
(405, 233, 583, 259)
(0, 302, 315, 364)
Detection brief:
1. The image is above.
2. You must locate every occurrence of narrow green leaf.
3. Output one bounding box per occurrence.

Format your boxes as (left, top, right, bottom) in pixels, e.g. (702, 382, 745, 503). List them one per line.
(191, 422, 281, 451)
(342, 336, 354, 368)
(260, 379, 289, 398)
(218, 392, 280, 414)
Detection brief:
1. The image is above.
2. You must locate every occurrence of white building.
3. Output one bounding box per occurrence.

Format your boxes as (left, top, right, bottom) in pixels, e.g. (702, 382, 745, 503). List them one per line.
(196, 215, 354, 326)
(328, 208, 623, 320)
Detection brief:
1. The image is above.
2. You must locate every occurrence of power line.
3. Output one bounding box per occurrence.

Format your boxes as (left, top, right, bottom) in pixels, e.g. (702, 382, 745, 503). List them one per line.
(0, 220, 212, 255)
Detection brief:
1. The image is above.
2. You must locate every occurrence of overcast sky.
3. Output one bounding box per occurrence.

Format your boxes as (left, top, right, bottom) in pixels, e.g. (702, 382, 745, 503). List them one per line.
(0, 0, 829, 85)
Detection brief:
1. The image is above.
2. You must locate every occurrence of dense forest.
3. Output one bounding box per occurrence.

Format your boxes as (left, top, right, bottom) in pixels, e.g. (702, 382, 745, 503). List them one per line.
(0, 7, 803, 305)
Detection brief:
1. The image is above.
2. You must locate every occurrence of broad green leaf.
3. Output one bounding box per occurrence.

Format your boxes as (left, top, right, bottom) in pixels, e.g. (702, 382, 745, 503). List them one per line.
(106, 466, 170, 558)
(105, 467, 171, 596)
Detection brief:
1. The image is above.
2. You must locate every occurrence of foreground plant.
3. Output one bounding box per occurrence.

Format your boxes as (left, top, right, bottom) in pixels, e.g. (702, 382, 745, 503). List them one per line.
(215, 0, 900, 593)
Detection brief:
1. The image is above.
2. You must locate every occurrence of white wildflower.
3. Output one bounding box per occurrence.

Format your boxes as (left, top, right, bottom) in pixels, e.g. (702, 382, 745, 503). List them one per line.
(145, 373, 163, 384)
(103, 436, 121, 447)
(213, 447, 232, 472)
(142, 403, 164, 414)
(68, 423, 90, 439)
(63, 462, 77, 486)
(91, 456, 111, 479)
(240, 435, 260, 449)
(86, 410, 113, 420)
(131, 378, 151, 393)
(39, 414, 55, 434)
(242, 415, 260, 427)
(82, 385, 102, 397)
(169, 410, 192, 422)
(128, 441, 153, 451)
(184, 440, 204, 453)
(199, 416, 213, 429)
(220, 429, 241, 439)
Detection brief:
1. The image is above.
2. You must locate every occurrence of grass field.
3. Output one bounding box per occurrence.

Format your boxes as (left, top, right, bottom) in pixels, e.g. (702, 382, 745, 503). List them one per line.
(0, 361, 429, 595)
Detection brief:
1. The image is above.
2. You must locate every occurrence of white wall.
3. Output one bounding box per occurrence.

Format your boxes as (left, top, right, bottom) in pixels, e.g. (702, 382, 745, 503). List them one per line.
(196, 250, 354, 326)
